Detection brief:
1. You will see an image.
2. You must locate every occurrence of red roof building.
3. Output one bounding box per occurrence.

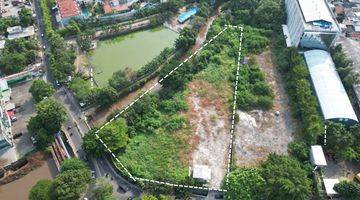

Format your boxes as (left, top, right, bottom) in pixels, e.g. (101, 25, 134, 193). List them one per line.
(56, 0, 81, 19)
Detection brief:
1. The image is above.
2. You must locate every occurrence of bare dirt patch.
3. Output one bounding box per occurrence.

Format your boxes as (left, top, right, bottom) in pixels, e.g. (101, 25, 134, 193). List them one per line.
(234, 49, 296, 167)
(185, 80, 231, 188)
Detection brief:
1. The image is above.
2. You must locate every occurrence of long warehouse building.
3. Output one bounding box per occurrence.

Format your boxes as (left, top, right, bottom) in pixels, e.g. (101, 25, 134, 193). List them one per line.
(304, 50, 358, 125)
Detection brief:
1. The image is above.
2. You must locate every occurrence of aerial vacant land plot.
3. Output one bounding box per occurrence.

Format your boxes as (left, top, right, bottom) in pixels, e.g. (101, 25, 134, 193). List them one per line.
(234, 50, 295, 166)
(93, 17, 295, 191)
(110, 21, 243, 188)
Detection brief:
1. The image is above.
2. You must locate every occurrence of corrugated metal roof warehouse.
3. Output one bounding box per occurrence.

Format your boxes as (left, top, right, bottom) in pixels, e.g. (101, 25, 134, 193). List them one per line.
(304, 49, 358, 125)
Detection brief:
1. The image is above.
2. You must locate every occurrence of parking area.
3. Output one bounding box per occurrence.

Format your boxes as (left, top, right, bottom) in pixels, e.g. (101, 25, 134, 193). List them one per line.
(11, 80, 36, 157)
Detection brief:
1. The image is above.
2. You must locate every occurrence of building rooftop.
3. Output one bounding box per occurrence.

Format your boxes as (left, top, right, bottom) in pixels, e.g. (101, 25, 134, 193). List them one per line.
(323, 178, 339, 195)
(193, 165, 211, 181)
(55, 0, 80, 19)
(7, 26, 23, 34)
(310, 145, 327, 166)
(0, 40, 5, 50)
(296, 0, 340, 32)
(298, 0, 333, 23)
(7, 26, 35, 40)
(304, 49, 358, 124)
(0, 79, 9, 92)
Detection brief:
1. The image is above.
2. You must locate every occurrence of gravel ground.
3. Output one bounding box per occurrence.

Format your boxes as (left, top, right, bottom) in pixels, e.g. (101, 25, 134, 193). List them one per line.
(186, 80, 231, 188)
(234, 50, 296, 166)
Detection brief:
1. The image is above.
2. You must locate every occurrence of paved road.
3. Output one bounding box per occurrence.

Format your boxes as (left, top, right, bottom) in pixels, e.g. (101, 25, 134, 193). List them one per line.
(33, 1, 142, 198)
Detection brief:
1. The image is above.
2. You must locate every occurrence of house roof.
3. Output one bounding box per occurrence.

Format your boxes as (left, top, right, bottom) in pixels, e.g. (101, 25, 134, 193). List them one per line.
(310, 145, 327, 166)
(55, 0, 80, 19)
(7, 26, 35, 40)
(298, 0, 334, 23)
(304, 50, 358, 123)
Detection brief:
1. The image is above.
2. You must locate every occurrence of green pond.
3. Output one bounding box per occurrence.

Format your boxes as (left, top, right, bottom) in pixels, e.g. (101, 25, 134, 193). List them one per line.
(88, 27, 179, 86)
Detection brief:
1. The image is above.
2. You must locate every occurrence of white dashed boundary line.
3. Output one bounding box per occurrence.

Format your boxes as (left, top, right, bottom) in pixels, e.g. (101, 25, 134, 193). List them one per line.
(225, 25, 243, 185)
(93, 25, 243, 192)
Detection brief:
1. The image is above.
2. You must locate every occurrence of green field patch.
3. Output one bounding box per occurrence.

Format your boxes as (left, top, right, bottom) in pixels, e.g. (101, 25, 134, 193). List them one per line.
(118, 132, 190, 182)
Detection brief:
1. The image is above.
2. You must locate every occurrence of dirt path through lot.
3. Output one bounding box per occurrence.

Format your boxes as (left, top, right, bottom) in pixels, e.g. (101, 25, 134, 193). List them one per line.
(234, 49, 296, 166)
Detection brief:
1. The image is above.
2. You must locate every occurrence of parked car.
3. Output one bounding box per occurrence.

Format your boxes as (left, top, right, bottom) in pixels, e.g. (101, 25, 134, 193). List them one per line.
(12, 132, 23, 139)
(30, 136, 37, 144)
(11, 116, 17, 122)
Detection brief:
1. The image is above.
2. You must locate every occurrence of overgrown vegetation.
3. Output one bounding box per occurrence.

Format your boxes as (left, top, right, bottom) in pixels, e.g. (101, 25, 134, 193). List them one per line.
(29, 158, 92, 200)
(234, 62, 274, 111)
(226, 154, 312, 199)
(325, 122, 360, 162)
(330, 45, 360, 89)
(18, 8, 34, 27)
(29, 79, 56, 103)
(334, 180, 360, 200)
(27, 98, 66, 149)
(0, 17, 20, 35)
(0, 38, 38, 75)
(273, 45, 324, 143)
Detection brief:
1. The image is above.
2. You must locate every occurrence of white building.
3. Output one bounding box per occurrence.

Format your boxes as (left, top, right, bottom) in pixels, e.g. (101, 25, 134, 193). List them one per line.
(323, 178, 339, 196)
(284, 0, 340, 49)
(192, 164, 211, 182)
(7, 26, 35, 40)
(0, 79, 13, 150)
(310, 145, 327, 167)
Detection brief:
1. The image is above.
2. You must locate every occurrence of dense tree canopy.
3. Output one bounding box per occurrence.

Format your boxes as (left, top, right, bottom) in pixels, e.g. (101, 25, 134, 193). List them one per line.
(27, 98, 66, 149)
(261, 154, 312, 200)
(18, 8, 34, 27)
(52, 169, 91, 200)
(29, 79, 55, 103)
(325, 122, 360, 162)
(29, 179, 53, 200)
(334, 181, 360, 200)
(30, 159, 91, 200)
(93, 178, 114, 200)
(175, 27, 197, 50)
(83, 118, 129, 157)
(0, 17, 19, 35)
(330, 45, 360, 88)
(60, 158, 89, 173)
(226, 168, 266, 200)
(35, 98, 67, 133)
(0, 38, 37, 75)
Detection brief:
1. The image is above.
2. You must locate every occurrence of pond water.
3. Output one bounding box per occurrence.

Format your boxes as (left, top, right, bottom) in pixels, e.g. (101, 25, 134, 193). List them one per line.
(88, 27, 178, 86)
(0, 159, 57, 200)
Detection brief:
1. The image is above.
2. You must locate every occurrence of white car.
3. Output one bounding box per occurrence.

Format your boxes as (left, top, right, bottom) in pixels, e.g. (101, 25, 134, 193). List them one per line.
(30, 136, 37, 144)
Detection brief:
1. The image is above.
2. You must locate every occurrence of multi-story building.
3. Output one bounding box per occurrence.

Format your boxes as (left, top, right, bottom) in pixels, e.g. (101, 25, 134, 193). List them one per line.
(284, 0, 340, 49)
(0, 79, 13, 150)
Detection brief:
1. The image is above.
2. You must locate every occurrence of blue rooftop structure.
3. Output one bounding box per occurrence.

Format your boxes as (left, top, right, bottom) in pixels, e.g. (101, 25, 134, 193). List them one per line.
(178, 7, 199, 24)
